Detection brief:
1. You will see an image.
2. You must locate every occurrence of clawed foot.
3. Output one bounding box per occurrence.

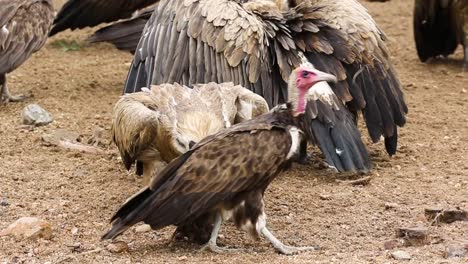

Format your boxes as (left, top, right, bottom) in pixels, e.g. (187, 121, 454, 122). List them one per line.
(1, 93, 28, 104)
(199, 242, 243, 254)
(274, 245, 320, 255)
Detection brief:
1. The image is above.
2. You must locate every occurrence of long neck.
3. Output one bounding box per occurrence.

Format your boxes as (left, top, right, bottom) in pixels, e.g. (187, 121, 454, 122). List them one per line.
(287, 72, 306, 115)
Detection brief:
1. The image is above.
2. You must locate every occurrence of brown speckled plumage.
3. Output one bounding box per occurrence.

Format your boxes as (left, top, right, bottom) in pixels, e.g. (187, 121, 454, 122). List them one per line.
(0, 0, 54, 103)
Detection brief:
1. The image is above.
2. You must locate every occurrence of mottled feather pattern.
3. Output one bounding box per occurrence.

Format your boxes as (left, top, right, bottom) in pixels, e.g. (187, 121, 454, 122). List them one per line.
(0, 0, 54, 74)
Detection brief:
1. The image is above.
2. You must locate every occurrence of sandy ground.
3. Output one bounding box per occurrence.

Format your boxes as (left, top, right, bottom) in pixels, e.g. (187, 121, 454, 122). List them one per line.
(0, 0, 467, 263)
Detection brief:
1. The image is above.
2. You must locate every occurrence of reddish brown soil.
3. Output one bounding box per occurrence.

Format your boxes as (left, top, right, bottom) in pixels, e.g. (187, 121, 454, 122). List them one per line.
(0, 0, 467, 263)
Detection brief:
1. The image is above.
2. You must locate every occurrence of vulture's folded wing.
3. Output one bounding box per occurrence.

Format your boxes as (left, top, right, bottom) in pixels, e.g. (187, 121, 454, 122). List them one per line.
(87, 7, 154, 53)
(102, 125, 292, 240)
(0, 0, 54, 74)
(49, 0, 158, 36)
(287, 0, 407, 156)
(413, 0, 459, 62)
(304, 81, 371, 173)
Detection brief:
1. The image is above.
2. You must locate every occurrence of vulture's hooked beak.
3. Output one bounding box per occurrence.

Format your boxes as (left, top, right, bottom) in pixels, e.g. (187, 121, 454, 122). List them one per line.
(312, 69, 338, 84)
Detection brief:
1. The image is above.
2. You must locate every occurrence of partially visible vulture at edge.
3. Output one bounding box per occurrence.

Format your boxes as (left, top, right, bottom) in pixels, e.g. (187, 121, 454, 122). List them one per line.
(102, 64, 371, 254)
(0, 0, 54, 104)
(414, 0, 468, 65)
(112, 82, 269, 184)
(122, 0, 408, 157)
(88, 6, 154, 53)
(49, 0, 159, 36)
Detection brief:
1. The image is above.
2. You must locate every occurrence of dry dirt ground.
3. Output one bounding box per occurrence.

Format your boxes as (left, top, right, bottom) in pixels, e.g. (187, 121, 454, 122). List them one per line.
(0, 0, 467, 263)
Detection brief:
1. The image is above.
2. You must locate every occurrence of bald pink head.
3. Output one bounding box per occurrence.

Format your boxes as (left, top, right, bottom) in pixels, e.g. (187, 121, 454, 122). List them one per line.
(292, 66, 337, 114)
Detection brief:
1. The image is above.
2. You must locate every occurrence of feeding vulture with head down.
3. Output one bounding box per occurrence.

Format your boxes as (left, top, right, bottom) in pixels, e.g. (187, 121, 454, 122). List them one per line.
(49, 0, 159, 36)
(118, 0, 407, 157)
(0, 0, 54, 104)
(102, 64, 371, 254)
(414, 0, 468, 65)
(112, 82, 269, 184)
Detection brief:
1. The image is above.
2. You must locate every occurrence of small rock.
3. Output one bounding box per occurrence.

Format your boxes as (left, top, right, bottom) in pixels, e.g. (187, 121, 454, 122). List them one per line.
(0, 217, 52, 240)
(424, 208, 467, 224)
(22, 104, 53, 126)
(106, 241, 128, 253)
(396, 226, 429, 246)
(385, 203, 398, 210)
(0, 199, 9, 207)
(391, 250, 411, 260)
(319, 194, 332, 200)
(135, 224, 152, 233)
(178, 256, 188, 261)
(71, 227, 78, 235)
(384, 239, 406, 250)
(41, 129, 80, 146)
(445, 243, 467, 258)
(462, 88, 467, 94)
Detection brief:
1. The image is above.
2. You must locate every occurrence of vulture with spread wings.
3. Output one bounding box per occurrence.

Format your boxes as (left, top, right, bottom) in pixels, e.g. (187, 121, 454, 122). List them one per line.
(112, 82, 269, 184)
(414, 0, 468, 65)
(103, 65, 371, 254)
(0, 0, 54, 104)
(49, 0, 159, 36)
(122, 0, 408, 156)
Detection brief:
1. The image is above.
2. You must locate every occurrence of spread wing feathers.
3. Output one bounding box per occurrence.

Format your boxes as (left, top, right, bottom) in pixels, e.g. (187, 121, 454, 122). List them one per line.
(124, 0, 293, 106)
(413, 0, 461, 62)
(288, 0, 407, 155)
(112, 82, 269, 170)
(102, 126, 292, 240)
(303, 82, 371, 172)
(49, 0, 158, 36)
(124, 0, 407, 155)
(88, 7, 154, 53)
(0, 0, 54, 74)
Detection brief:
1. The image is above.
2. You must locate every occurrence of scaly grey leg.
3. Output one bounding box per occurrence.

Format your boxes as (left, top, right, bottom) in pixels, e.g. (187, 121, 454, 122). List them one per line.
(0, 74, 27, 103)
(260, 227, 319, 255)
(199, 212, 241, 253)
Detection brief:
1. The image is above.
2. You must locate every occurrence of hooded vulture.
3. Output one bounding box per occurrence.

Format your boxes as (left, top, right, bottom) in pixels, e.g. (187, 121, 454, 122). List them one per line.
(121, 0, 408, 157)
(102, 64, 371, 254)
(414, 0, 468, 64)
(49, 0, 159, 36)
(112, 82, 269, 184)
(0, 0, 54, 104)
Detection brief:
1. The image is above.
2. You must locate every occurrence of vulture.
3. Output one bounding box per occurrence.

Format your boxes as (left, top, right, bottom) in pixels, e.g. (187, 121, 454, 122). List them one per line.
(122, 0, 408, 157)
(88, 7, 153, 53)
(0, 0, 54, 103)
(414, 0, 468, 65)
(49, 0, 159, 36)
(112, 82, 269, 184)
(102, 64, 371, 254)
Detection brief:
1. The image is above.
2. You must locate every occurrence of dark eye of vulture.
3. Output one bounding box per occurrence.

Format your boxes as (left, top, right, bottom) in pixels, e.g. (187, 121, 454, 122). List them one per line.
(102, 64, 371, 255)
(0, 0, 54, 103)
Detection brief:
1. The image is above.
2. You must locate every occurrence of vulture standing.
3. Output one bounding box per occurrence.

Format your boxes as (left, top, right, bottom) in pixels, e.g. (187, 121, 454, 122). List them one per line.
(112, 82, 269, 184)
(414, 0, 468, 65)
(0, 0, 54, 103)
(102, 64, 371, 254)
(122, 0, 408, 157)
(49, 0, 159, 36)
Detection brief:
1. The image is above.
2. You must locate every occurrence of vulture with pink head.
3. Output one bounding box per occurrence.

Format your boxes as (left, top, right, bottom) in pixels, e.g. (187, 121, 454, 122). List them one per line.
(118, 0, 407, 157)
(102, 65, 371, 254)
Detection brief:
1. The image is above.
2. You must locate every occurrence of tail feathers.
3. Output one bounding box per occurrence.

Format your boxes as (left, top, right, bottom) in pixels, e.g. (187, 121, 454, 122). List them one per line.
(384, 127, 398, 156)
(102, 187, 153, 240)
